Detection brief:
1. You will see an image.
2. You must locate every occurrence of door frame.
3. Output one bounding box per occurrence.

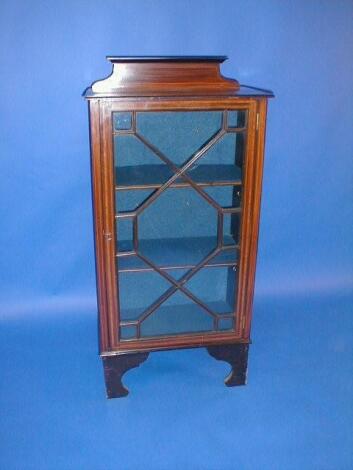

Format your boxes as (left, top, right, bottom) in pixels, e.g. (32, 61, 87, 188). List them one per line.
(89, 96, 267, 354)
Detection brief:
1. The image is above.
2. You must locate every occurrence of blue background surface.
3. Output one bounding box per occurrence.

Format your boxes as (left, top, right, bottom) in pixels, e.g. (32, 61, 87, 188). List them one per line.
(0, 1, 352, 469)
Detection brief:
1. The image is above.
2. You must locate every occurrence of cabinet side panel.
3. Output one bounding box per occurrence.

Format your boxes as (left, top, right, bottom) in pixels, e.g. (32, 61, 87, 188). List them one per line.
(243, 98, 268, 338)
(234, 100, 257, 338)
(88, 100, 110, 352)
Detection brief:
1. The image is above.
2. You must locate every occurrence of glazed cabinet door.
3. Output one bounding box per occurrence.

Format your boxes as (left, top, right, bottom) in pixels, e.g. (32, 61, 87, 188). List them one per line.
(95, 99, 259, 352)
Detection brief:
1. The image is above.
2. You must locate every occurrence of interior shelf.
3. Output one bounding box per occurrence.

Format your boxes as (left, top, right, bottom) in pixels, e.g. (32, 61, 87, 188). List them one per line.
(115, 164, 242, 190)
(116, 236, 238, 272)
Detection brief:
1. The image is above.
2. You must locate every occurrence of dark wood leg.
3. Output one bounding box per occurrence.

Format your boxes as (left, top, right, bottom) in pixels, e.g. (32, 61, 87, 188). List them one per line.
(102, 352, 149, 398)
(206, 343, 249, 387)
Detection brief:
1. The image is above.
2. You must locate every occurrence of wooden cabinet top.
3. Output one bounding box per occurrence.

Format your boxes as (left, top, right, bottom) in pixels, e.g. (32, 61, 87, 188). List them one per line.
(84, 56, 274, 99)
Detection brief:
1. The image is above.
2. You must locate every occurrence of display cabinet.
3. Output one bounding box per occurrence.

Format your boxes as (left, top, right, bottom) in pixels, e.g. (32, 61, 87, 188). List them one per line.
(84, 56, 273, 398)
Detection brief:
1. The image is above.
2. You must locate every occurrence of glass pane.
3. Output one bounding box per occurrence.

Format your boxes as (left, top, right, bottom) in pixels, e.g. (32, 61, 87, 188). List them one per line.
(140, 290, 214, 338)
(184, 266, 237, 315)
(137, 111, 222, 166)
(137, 266, 237, 338)
(113, 111, 246, 188)
(112, 109, 246, 340)
(219, 318, 234, 331)
(186, 132, 245, 184)
(227, 110, 246, 128)
(114, 134, 174, 188)
(138, 187, 218, 269)
(118, 265, 236, 339)
(117, 254, 146, 271)
(114, 112, 132, 130)
(120, 325, 137, 339)
(202, 185, 242, 209)
(209, 249, 238, 266)
(118, 266, 171, 322)
(116, 216, 134, 252)
(116, 189, 154, 213)
(223, 212, 241, 246)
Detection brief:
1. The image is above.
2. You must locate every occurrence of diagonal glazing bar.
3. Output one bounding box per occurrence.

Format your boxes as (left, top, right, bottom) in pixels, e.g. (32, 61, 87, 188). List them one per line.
(136, 247, 222, 328)
(135, 132, 225, 212)
(134, 128, 226, 215)
(178, 246, 222, 286)
(136, 284, 177, 336)
(136, 252, 218, 319)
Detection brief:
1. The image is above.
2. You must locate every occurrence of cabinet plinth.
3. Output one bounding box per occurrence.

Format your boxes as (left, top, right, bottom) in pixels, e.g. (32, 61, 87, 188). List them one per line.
(85, 56, 273, 397)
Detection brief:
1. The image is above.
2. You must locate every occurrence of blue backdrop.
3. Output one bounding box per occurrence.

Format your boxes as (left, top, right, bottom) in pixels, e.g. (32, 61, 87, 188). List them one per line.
(1, 1, 352, 469)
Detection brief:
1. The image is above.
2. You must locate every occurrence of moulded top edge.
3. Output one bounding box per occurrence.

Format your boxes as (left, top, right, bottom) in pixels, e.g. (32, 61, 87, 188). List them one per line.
(106, 55, 228, 63)
(83, 85, 274, 99)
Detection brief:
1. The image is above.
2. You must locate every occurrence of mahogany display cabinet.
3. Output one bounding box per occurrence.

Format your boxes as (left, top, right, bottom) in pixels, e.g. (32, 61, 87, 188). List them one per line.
(84, 56, 273, 398)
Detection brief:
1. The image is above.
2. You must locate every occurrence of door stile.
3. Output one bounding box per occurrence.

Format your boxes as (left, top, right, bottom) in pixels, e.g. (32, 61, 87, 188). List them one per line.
(100, 100, 119, 349)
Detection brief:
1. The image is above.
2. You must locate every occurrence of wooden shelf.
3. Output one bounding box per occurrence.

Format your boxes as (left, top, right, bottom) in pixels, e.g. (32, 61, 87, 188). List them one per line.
(116, 236, 238, 272)
(115, 164, 242, 190)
